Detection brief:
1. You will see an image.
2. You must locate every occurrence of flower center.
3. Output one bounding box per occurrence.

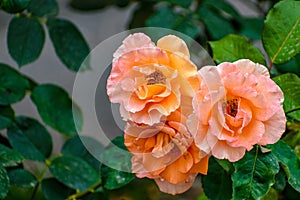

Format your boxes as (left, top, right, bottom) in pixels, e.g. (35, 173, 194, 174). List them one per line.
(224, 98, 239, 117)
(146, 70, 166, 85)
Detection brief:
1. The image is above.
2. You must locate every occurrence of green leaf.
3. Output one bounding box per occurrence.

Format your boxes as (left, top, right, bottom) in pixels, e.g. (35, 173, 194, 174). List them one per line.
(203, 0, 240, 18)
(0, 144, 23, 167)
(7, 16, 45, 67)
(0, 166, 9, 199)
(275, 54, 300, 76)
(262, 1, 300, 64)
(261, 187, 278, 200)
(272, 73, 300, 121)
(31, 84, 83, 136)
(47, 18, 90, 71)
(232, 146, 280, 200)
(197, 5, 235, 40)
(0, 63, 30, 105)
(0, 0, 31, 13)
(28, 0, 58, 17)
(101, 164, 135, 190)
(239, 17, 264, 40)
(164, 0, 192, 8)
(273, 167, 286, 192)
(209, 34, 266, 64)
(49, 155, 101, 191)
(197, 193, 209, 200)
(99, 136, 132, 172)
(41, 178, 75, 200)
(7, 116, 52, 161)
(268, 140, 300, 193)
(62, 135, 103, 170)
(8, 169, 37, 188)
(202, 158, 232, 200)
(0, 106, 14, 130)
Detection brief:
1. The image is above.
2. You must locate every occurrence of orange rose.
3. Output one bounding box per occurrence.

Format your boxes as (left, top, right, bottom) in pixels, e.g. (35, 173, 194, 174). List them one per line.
(188, 59, 286, 162)
(107, 33, 197, 125)
(124, 109, 209, 195)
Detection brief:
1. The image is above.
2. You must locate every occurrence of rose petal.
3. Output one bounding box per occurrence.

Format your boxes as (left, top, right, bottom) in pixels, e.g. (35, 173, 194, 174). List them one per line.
(212, 140, 246, 162)
(157, 35, 190, 58)
(234, 59, 269, 77)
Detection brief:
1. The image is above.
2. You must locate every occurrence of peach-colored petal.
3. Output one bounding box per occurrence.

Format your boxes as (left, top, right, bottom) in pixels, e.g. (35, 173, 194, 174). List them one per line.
(212, 140, 246, 162)
(113, 33, 155, 60)
(154, 173, 197, 195)
(258, 108, 286, 145)
(234, 59, 269, 77)
(157, 35, 190, 58)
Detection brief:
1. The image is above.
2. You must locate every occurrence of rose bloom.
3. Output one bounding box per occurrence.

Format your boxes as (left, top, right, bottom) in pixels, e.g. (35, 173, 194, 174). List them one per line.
(124, 109, 209, 195)
(107, 33, 197, 125)
(187, 59, 286, 162)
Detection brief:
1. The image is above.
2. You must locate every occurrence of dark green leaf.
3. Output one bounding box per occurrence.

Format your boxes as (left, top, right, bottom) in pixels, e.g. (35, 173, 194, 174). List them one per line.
(209, 34, 266, 64)
(41, 178, 75, 200)
(28, 0, 58, 17)
(275, 54, 300, 76)
(100, 136, 132, 172)
(214, 158, 234, 173)
(232, 146, 280, 199)
(7, 116, 52, 161)
(262, 1, 300, 64)
(283, 183, 300, 200)
(202, 158, 232, 200)
(49, 155, 101, 191)
(283, 130, 300, 149)
(203, 0, 240, 18)
(268, 140, 300, 192)
(238, 17, 264, 40)
(164, 0, 192, 8)
(8, 169, 37, 188)
(129, 2, 155, 29)
(7, 16, 45, 67)
(101, 164, 135, 190)
(62, 135, 103, 170)
(146, 6, 180, 29)
(0, 106, 14, 130)
(31, 84, 83, 136)
(0, 0, 31, 13)
(70, 0, 112, 11)
(273, 73, 300, 121)
(273, 167, 287, 192)
(0, 166, 9, 199)
(0, 63, 30, 105)
(47, 18, 90, 71)
(0, 144, 23, 167)
(197, 5, 235, 40)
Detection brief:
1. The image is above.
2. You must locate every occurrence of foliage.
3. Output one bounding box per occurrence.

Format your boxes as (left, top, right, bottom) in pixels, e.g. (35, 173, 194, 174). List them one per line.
(0, 0, 300, 199)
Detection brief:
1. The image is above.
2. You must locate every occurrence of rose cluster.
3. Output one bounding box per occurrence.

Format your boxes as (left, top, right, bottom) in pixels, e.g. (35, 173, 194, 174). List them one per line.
(106, 33, 286, 195)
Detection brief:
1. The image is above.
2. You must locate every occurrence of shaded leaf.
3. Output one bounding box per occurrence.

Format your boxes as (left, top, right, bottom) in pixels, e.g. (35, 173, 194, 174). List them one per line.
(232, 146, 279, 199)
(62, 135, 103, 170)
(100, 136, 132, 172)
(49, 155, 101, 191)
(238, 17, 264, 40)
(275, 54, 300, 76)
(0, 106, 14, 130)
(0, 166, 9, 199)
(209, 34, 266, 64)
(28, 0, 58, 17)
(262, 1, 300, 64)
(197, 5, 235, 40)
(202, 158, 232, 200)
(7, 116, 52, 161)
(31, 84, 83, 136)
(101, 164, 135, 190)
(8, 169, 37, 188)
(268, 141, 300, 192)
(273, 73, 300, 121)
(0, 144, 23, 167)
(47, 18, 90, 71)
(0, 63, 30, 105)
(0, 0, 31, 13)
(202, 0, 239, 18)
(7, 16, 45, 67)
(261, 187, 278, 200)
(273, 167, 287, 192)
(41, 178, 75, 200)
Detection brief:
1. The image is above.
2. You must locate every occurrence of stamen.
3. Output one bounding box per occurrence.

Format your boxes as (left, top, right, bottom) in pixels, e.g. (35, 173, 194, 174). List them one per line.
(146, 70, 166, 85)
(224, 98, 239, 117)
